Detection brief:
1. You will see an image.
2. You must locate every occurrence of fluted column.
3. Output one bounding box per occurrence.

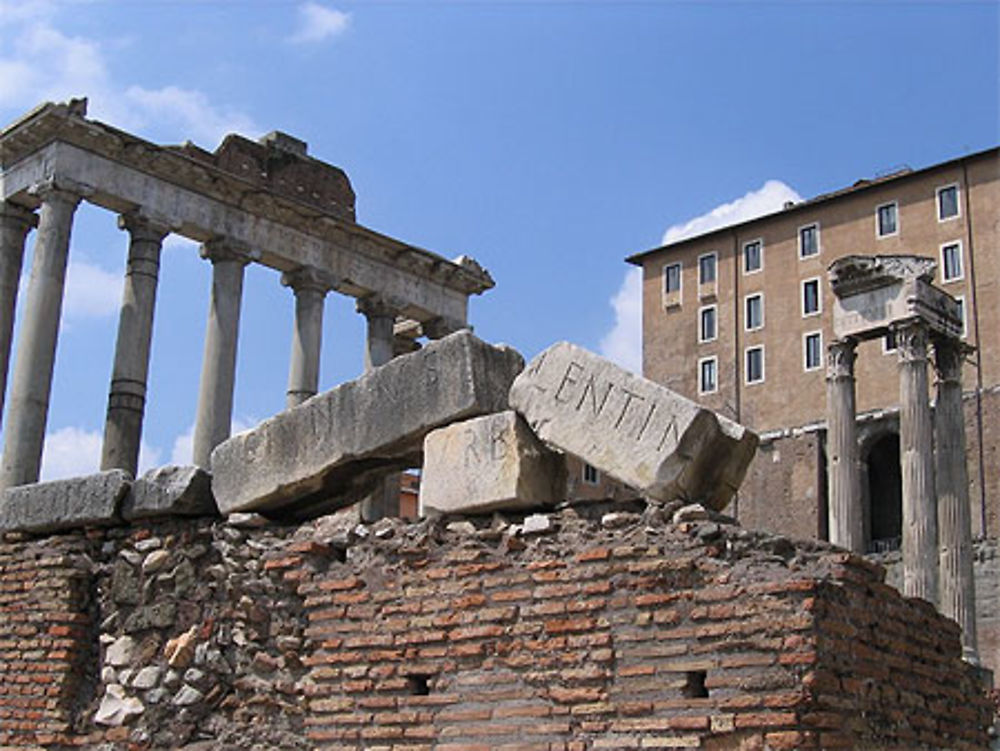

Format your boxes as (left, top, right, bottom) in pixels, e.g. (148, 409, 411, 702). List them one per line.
(192, 240, 250, 469)
(896, 319, 938, 604)
(826, 337, 863, 553)
(934, 336, 978, 661)
(0, 203, 37, 429)
(100, 214, 170, 475)
(357, 295, 399, 521)
(282, 267, 334, 408)
(0, 185, 82, 488)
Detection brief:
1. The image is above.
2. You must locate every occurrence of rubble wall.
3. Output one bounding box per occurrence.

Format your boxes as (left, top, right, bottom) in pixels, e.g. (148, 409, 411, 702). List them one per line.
(0, 506, 992, 750)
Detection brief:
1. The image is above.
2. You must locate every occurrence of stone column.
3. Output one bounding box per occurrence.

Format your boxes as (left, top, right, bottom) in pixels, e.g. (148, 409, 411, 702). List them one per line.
(895, 319, 938, 604)
(100, 214, 170, 475)
(357, 295, 400, 521)
(192, 240, 250, 469)
(934, 336, 978, 661)
(0, 185, 81, 488)
(826, 337, 863, 553)
(0, 203, 37, 429)
(282, 267, 334, 408)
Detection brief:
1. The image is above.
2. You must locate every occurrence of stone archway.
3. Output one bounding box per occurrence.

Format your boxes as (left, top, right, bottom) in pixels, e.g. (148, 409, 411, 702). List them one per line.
(865, 432, 902, 552)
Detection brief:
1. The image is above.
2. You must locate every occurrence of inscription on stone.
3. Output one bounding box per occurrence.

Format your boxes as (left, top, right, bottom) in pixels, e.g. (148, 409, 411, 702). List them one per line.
(419, 410, 566, 515)
(509, 342, 757, 510)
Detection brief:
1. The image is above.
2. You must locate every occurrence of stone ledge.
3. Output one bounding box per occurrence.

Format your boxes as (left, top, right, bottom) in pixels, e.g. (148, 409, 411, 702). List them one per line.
(0, 470, 130, 533)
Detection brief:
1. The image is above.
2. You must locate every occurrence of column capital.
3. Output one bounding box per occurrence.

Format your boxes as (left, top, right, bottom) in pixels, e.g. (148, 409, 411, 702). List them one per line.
(0, 202, 38, 232)
(892, 318, 929, 364)
(200, 238, 255, 266)
(27, 177, 91, 206)
(933, 336, 973, 385)
(356, 294, 400, 320)
(281, 265, 338, 295)
(826, 337, 857, 381)
(117, 212, 171, 244)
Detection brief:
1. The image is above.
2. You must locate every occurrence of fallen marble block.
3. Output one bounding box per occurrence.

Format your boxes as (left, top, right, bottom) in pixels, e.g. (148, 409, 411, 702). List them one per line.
(419, 410, 566, 516)
(211, 330, 525, 518)
(0, 470, 130, 533)
(508, 341, 758, 510)
(122, 465, 216, 520)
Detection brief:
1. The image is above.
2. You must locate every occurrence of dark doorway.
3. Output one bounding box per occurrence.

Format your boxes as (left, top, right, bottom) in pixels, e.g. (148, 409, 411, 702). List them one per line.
(867, 433, 902, 552)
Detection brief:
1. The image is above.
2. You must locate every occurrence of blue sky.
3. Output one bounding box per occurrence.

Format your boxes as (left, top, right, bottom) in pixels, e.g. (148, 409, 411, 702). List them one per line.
(0, 0, 997, 479)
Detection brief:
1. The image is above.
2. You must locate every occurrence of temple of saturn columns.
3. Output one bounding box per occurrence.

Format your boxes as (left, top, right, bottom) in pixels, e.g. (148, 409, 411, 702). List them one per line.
(0, 98, 494, 490)
(827, 254, 978, 661)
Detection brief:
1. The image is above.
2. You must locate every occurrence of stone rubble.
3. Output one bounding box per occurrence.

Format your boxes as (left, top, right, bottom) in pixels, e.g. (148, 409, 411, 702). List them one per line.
(509, 341, 758, 511)
(210, 330, 525, 518)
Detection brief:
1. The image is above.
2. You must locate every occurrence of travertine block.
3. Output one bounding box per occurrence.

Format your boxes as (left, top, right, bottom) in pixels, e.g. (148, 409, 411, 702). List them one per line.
(211, 330, 524, 518)
(122, 465, 216, 520)
(508, 342, 757, 510)
(0, 470, 130, 533)
(419, 410, 566, 515)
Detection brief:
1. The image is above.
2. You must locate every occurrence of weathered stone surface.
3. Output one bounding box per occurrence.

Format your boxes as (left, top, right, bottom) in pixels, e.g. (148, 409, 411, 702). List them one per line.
(94, 684, 144, 726)
(508, 342, 758, 510)
(419, 411, 566, 515)
(122, 465, 216, 520)
(211, 330, 524, 518)
(0, 470, 129, 533)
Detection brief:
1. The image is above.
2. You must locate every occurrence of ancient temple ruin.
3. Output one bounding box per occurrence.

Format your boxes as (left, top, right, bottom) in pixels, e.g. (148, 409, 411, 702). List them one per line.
(0, 102, 995, 749)
(826, 254, 978, 661)
(0, 98, 493, 488)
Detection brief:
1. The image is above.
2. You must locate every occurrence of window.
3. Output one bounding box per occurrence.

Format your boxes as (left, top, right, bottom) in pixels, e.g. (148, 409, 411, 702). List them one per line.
(699, 357, 718, 394)
(941, 241, 963, 282)
(664, 262, 681, 294)
(799, 223, 820, 258)
(582, 463, 599, 485)
(802, 278, 821, 317)
(699, 305, 717, 342)
(876, 202, 898, 237)
(937, 184, 960, 221)
(804, 332, 822, 371)
(743, 240, 763, 273)
(955, 296, 967, 338)
(698, 253, 717, 285)
(745, 346, 764, 384)
(745, 293, 764, 331)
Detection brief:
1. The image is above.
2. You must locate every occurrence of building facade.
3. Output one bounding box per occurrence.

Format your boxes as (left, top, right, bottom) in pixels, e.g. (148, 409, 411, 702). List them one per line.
(628, 148, 1000, 547)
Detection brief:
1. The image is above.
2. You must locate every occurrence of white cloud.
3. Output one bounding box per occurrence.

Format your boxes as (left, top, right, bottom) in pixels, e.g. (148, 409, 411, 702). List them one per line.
(598, 267, 643, 374)
(63, 260, 123, 319)
(288, 3, 350, 44)
(39, 425, 162, 482)
(0, 6, 258, 148)
(121, 85, 259, 148)
(597, 180, 802, 378)
(169, 415, 259, 466)
(662, 180, 802, 245)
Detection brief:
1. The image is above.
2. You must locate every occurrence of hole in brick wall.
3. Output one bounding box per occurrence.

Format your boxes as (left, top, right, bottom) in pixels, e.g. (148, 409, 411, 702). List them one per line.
(330, 545, 347, 563)
(405, 674, 432, 695)
(682, 670, 708, 698)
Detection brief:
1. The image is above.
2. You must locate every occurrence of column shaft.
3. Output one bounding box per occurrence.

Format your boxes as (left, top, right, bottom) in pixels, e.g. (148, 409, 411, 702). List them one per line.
(935, 337, 978, 660)
(283, 268, 332, 408)
(0, 188, 81, 488)
(192, 242, 248, 469)
(0, 203, 37, 429)
(896, 320, 938, 604)
(358, 296, 399, 521)
(100, 215, 169, 475)
(826, 338, 863, 552)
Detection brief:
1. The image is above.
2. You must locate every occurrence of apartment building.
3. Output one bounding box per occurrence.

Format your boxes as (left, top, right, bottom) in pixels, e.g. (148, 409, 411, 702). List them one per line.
(627, 147, 999, 549)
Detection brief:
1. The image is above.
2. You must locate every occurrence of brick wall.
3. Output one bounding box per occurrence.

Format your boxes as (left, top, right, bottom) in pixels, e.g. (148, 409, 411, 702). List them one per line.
(0, 534, 98, 747)
(0, 504, 992, 749)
